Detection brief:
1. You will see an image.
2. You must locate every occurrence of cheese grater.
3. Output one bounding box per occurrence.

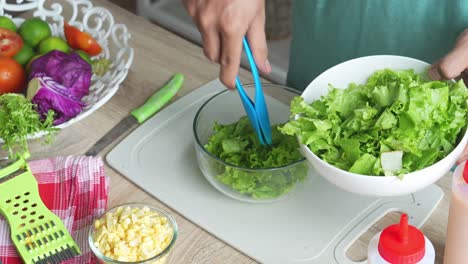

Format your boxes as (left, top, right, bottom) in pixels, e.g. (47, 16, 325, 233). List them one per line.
(0, 156, 81, 264)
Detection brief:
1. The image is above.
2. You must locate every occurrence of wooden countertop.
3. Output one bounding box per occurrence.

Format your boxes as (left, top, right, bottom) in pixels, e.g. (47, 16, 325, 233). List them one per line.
(26, 1, 450, 263)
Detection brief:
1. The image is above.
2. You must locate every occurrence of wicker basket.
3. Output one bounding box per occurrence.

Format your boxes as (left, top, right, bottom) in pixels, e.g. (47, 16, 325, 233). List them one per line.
(0, 0, 134, 141)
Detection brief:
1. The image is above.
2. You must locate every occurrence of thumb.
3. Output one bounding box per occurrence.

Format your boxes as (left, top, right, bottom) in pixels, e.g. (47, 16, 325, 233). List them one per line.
(246, 11, 271, 74)
(429, 29, 468, 80)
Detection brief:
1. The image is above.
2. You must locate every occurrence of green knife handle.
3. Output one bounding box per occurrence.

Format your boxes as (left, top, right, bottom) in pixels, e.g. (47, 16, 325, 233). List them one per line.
(131, 73, 184, 124)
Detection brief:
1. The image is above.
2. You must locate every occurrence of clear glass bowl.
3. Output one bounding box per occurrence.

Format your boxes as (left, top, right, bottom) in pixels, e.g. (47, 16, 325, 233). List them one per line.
(193, 84, 309, 203)
(88, 203, 178, 264)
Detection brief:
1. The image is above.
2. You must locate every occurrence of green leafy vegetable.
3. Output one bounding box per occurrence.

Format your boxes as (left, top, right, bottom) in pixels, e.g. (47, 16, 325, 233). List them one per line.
(205, 116, 307, 199)
(0, 94, 56, 158)
(280, 69, 468, 176)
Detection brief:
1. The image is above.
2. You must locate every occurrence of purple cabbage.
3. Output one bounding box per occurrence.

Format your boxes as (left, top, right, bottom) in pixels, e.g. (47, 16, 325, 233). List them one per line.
(29, 74, 83, 125)
(29, 50, 92, 99)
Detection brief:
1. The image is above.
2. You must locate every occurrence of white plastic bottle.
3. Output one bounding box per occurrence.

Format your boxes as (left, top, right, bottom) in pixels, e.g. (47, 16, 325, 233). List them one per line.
(367, 213, 435, 264)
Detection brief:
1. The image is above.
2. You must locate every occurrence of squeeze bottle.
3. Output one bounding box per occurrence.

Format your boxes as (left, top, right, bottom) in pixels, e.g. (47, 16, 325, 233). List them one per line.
(444, 161, 468, 264)
(368, 213, 435, 264)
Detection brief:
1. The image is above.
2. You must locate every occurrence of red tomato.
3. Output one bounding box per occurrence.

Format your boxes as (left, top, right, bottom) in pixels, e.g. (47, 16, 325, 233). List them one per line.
(0, 57, 26, 95)
(64, 22, 102, 56)
(0, 28, 23, 57)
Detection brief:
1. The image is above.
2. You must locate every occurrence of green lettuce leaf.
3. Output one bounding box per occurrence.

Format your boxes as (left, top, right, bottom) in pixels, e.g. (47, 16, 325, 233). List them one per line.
(280, 69, 468, 176)
(205, 116, 307, 199)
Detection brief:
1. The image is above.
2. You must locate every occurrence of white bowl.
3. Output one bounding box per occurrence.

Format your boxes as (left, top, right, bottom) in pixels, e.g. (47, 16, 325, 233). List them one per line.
(300, 55, 468, 196)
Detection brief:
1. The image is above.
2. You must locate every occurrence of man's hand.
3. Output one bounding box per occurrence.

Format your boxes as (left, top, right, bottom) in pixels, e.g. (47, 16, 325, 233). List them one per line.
(429, 29, 468, 84)
(183, 0, 271, 89)
(429, 29, 468, 164)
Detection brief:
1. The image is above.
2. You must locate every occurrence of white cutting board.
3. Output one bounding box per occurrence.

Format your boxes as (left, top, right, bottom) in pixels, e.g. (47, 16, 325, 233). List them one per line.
(106, 80, 443, 264)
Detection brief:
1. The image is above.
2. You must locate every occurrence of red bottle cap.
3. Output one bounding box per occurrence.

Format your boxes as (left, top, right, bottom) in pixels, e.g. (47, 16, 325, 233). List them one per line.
(463, 161, 468, 184)
(378, 214, 425, 264)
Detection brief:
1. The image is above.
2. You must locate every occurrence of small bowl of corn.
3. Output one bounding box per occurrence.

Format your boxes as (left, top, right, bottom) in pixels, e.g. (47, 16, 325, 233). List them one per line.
(88, 203, 178, 264)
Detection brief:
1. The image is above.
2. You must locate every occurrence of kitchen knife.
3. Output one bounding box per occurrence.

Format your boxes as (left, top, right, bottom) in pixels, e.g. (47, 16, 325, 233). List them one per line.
(84, 73, 184, 156)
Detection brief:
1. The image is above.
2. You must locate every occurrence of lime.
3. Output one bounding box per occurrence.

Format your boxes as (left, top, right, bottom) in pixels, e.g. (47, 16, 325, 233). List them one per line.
(92, 58, 111, 76)
(38, 36, 69, 54)
(13, 43, 35, 66)
(75, 50, 92, 64)
(18, 18, 51, 47)
(0, 16, 16, 32)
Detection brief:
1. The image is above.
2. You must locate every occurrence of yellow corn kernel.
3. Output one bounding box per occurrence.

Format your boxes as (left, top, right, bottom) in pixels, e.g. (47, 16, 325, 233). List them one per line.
(92, 206, 173, 263)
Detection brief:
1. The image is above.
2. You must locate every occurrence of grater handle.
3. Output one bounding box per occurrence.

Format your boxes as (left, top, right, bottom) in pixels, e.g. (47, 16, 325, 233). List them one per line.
(0, 157, 27, 179)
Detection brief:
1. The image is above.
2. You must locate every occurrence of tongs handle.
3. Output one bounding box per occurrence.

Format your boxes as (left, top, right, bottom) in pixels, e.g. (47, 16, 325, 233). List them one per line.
(235, 37, 272, 145)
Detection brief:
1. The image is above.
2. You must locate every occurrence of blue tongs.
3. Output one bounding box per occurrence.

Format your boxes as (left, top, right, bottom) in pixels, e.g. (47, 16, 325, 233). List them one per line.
(235, 37, 272, 145)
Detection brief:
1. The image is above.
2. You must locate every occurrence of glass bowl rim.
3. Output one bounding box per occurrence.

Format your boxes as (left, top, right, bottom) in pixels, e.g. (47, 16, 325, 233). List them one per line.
(88, 202, 178, 264)
(193, 83, 307, 172)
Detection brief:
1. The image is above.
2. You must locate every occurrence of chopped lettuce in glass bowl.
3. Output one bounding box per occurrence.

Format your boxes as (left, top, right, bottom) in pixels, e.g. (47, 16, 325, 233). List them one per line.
(281, 55, 468, 197)
(193, 84, 311, 203)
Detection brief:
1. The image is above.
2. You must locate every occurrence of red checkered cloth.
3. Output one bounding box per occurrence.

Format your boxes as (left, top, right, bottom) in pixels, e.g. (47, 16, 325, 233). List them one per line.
(0, 156, 109, 264)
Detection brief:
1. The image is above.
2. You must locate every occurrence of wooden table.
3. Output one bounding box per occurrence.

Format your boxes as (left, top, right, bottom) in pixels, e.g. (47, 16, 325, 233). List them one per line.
(26, 1, 450, 263)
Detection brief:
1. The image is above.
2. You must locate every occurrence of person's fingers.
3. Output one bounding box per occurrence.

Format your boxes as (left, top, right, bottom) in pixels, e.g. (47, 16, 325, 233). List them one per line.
(438, 45, 468, 80)
(183, 0, 266, 88)
(462, 69, 468, 85)
(182, 0, 197, 17)
(202, 30, 221, 63)
(453, 68, 468, 83)
(199, 23, 221, 62)
(429, 30, 468, 80)
(219, 24, 244, 89)
(428, 61, 442, 80)
(246, 8, 270, 74)
(193, 0, 219, 62)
